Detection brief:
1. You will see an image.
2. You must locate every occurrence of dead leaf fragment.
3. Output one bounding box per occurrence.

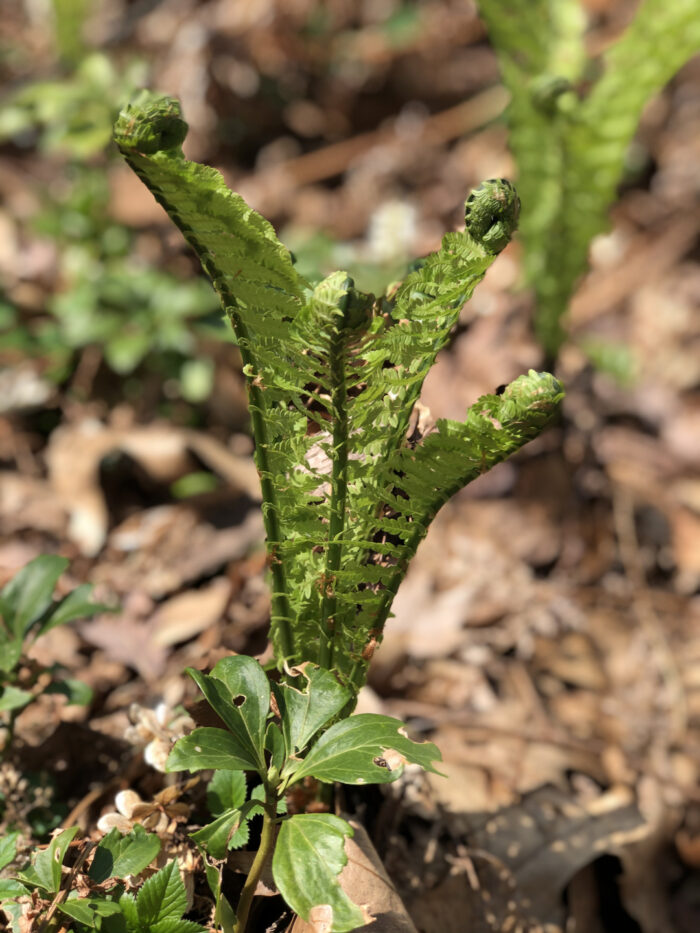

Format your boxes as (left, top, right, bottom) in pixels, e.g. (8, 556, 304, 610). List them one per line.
(151, 577, 232, 647)
(46, 418, 259, 555)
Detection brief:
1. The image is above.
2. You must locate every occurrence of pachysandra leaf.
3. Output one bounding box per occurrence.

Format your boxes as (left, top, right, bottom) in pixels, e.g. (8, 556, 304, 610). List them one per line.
(274, 663, 351, 756)
(185, 656, 270, 773)
(292, 714, 443, 785)
(166, 727, 259, 774)
(272, 814, 370, 933)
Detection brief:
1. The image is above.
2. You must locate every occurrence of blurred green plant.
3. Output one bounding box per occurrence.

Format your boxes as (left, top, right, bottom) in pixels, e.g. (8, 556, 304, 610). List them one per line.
(0, 555, 113, 751)
(0, 50, 226, 403)
(477, 0, 700, 356)
(0, 53, 143, 159)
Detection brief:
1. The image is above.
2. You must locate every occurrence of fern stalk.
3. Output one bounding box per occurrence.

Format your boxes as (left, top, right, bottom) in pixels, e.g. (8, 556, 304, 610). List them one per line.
(318, 285, 352, 670)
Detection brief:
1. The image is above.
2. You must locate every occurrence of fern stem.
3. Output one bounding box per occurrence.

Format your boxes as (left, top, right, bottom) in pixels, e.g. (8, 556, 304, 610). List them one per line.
(318, 302, 350, 669)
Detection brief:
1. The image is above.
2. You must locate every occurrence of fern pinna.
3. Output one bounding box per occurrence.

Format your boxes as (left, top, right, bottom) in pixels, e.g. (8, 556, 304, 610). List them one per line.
(114, 92, 563, 691)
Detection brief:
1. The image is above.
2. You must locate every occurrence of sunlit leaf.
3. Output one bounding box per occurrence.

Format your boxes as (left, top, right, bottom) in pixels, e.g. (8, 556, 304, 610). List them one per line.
(291, 714, 443, 785)
(272, 814, 367, 933)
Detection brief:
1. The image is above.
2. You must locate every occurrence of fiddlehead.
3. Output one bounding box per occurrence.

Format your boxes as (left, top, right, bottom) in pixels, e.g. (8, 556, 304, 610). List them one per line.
(114, 90, 188, 154)
(464, 178, 521, 253)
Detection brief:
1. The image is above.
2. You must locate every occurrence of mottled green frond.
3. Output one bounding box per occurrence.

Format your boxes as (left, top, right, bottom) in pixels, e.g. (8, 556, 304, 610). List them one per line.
(478, 0, 700, 353)
(114, 94, 563, 692)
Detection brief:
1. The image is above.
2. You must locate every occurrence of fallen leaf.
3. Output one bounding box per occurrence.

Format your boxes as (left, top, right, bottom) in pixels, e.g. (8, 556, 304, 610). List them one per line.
(151, 577, 232, 647)
(46, 418, 260, 555)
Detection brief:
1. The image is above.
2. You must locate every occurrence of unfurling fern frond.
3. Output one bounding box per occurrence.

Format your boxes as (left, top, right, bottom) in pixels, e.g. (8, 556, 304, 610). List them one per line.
(477, 0, 700, 354)
(114, 94, 563, 691)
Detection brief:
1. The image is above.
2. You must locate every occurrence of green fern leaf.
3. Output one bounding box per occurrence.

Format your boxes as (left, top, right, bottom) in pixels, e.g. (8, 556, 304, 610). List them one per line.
(478, 0, 700, 353)
(114, 94, 563, 691)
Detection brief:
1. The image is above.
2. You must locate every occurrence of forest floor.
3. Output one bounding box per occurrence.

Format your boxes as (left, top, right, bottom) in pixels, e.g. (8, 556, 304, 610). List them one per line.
(2, 1, 700, 931)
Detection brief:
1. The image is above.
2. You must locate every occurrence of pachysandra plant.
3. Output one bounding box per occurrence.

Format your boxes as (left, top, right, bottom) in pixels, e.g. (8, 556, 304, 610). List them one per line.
(106, 91, 565, 932)
(477, 0, 700, 355)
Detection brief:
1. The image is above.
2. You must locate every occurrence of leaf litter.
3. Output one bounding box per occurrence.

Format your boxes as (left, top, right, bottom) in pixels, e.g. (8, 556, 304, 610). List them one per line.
(2, 3, 700, 931)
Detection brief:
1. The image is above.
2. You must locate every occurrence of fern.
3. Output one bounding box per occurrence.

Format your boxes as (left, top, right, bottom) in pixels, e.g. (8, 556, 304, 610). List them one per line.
(114, 93, 563, 690)
(477, 0, 700, 354)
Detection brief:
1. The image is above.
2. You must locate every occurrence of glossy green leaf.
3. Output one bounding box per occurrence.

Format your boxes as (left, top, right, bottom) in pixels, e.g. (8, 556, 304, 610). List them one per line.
(292, 714, 443, 785)
(166, 727, 258, 773)
(89, 825, 161, 883)
(0, 555, 68, 638)
(272, 814, 367, 932)
(185, 656, 269, 773)
(33, 825, 79, 893)
(274, 664, 351, 756)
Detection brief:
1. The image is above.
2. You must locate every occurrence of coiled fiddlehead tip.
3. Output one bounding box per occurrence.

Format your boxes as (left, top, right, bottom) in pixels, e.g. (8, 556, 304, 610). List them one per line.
(464, 178, 520, 254)
(114, 90, 188, 155)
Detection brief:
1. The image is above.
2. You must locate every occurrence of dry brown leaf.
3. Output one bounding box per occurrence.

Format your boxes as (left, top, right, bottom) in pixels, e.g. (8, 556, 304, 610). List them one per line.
(150, 577, 232, 647)
(99, 504, 263, 599)
(46, 419, 260, 555)
(460, 784, 644, 927)
(81, 615, 167, 682)
(0, 472, 67, 537)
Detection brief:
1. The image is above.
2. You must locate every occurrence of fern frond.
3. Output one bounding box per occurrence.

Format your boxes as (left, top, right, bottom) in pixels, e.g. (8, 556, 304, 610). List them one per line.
(561, 0, 700, 341)
(478, 0, 700, 354)
(114, 95, 563, 691)
(342, 369, 563, 689)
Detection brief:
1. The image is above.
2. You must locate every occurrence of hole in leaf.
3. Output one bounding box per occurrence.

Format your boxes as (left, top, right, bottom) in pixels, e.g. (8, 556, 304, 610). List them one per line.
(233, 695, 246, 707)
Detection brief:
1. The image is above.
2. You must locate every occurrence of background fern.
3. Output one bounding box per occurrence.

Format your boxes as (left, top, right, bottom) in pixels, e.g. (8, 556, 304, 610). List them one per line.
(115, 93, 563, 690)
(477, 0, 700, 355)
